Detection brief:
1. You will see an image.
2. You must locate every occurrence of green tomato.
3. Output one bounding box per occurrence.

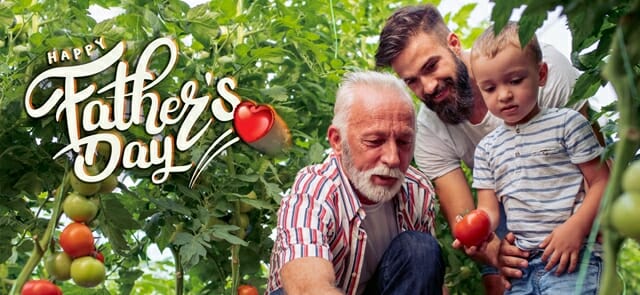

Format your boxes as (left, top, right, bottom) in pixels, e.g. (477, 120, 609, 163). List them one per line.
(98, 174, 118, 194)
(239, 191, 258, 213)
(610, 192, 640, 240)
(45, 252, 72, 281)
(70, 256, 106, 288)
(622, 160, 640, 193)
(69, 166, 101, 196)
(63, 192, 99, 223)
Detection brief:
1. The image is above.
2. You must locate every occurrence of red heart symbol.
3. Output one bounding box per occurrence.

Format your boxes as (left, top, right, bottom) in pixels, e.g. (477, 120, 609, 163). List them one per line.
(233, 101, 275, 143)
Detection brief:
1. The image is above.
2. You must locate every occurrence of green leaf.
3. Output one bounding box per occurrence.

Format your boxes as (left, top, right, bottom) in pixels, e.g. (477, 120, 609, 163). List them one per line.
(307, 142, 326, 164)
(175, 232, 211, 270)
(518, 7, 546, 46)
(150, 197, 192, 216)
(452, 3, 477, 26)
(261, 86, 289, 102)
(239, 198, 274, 211)
(569, 70, 603, 105)
(210, 224, 248, 245)
(101, 194, 140, 230)
(490, 0, 519, 34)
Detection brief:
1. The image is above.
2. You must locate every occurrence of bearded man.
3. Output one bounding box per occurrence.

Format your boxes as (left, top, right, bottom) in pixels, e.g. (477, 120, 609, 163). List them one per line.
(267, 70, 445, 295)
(375, 4, 598, 294)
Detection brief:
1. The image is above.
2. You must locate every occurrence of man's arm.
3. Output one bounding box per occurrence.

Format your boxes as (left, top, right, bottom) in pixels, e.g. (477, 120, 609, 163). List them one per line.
(281, 257, 344, 295)
(433, 168, 475, 230)
(436, 168, 501, 267)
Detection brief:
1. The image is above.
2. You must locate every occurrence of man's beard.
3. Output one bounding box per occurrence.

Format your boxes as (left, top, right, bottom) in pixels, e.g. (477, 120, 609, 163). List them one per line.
(341, 141, 405, 203)
(423, 54, 474, 124)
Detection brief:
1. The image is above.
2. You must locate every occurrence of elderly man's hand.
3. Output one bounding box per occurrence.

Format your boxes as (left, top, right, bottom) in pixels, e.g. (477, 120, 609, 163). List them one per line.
(498, 232, 529, 289)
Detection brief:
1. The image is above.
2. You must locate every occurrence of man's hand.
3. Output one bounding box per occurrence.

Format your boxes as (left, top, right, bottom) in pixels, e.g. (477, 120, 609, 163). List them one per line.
(498, 232, 529, 289)
(452, 232, 499, 267)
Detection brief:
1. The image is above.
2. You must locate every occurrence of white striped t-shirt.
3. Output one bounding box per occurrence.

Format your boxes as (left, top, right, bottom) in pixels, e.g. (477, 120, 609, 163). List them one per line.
(473, 108, 603, 250)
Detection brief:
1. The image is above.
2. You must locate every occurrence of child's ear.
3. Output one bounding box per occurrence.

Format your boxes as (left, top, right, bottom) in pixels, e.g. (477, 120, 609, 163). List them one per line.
(538, 62, 549, 86)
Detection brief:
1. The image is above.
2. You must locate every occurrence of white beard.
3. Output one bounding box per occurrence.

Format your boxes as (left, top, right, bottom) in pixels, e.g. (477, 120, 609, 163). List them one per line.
(341, 142, 405, 203)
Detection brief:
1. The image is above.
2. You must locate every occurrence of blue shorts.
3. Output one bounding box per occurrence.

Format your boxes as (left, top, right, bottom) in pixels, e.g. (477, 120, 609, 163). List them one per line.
(480, 203, 507, 276)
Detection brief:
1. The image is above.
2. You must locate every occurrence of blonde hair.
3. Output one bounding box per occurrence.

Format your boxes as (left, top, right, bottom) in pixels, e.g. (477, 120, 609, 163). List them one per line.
(472, 21, 542, 64)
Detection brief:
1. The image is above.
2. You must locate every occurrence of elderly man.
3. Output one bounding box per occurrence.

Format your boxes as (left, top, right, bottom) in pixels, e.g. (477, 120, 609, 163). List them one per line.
(267, 70, 445, 295)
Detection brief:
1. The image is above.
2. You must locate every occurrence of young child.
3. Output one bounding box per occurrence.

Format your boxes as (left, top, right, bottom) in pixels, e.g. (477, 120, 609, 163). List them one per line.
(466, 22, 610, 294)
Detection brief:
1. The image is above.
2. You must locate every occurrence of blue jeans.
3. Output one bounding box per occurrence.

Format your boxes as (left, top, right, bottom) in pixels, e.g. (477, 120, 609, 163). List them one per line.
(270, 231, 445, 295)
(480, 203, 508, 276)
(507, 250, 602, 295)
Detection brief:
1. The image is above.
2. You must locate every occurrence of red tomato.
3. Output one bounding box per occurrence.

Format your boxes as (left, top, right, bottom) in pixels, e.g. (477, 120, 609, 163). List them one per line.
(453, 209, 491, 247)
(21, 279, 62, 295)
(60, 222, 95, 258)
(237, 284, 259, 295)
(92, 250, 105, 263)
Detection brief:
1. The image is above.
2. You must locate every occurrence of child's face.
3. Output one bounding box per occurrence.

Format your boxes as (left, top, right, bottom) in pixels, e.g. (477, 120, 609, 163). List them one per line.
(471, 44, 547, 125)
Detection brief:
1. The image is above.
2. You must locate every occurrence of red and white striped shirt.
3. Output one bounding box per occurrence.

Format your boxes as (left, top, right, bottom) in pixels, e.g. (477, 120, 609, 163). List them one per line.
(267, 152, 437, 295)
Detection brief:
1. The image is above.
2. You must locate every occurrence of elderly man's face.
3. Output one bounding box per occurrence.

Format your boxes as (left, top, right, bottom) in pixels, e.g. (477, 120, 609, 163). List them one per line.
(339, 87, 415, 202)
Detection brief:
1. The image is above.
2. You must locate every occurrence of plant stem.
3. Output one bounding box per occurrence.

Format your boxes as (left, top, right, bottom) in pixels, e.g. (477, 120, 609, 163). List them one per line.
(10, 174, 68, 295)
(171, 246, 183, 295)
(598, 7, 640, 292)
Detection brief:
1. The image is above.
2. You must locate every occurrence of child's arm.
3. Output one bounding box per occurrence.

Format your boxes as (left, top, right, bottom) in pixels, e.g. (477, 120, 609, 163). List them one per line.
(451, 189, 501, 265)
(539, 157, 610, 274)
(477, 189, 501, 232)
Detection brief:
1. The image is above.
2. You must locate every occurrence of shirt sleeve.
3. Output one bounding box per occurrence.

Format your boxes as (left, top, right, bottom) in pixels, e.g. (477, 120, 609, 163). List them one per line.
(414, 106, 462, 180)
(539, 43, 588, 111)
(472, 138, 495, 190)
(562, 109, 604, 164)
(272, 171, 335, 264)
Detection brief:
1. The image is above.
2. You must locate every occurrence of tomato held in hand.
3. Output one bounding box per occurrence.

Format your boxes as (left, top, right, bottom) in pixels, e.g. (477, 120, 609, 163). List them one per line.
(453, 209, 491, 247)
(21, 279, 62, 295)
(60, 222, 95, 258)
(237, 284, 259, 295)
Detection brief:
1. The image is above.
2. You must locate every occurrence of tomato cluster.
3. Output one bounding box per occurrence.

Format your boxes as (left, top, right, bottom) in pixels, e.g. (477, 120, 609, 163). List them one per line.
(611, 160, 640, 241)
(21, 135, 122, 294)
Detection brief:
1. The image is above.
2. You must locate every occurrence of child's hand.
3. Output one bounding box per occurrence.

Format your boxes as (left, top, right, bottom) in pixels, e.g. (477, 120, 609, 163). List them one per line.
(539, 222, 584, 275)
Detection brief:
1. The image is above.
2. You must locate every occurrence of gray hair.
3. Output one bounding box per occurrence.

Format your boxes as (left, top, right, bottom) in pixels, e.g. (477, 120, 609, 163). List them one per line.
(332, 71, 415, 135)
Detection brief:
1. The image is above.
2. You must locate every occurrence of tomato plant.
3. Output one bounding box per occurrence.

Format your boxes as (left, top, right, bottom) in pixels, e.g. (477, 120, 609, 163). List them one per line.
(70, 256, 106, 288)
(62, 192, 99, 223)
(59, 223, 95, 258)
(453, 209, 491, 248)
(20, 280, 61, 295)
(237, 284, 259, 295)
(44, 252, 72, 281)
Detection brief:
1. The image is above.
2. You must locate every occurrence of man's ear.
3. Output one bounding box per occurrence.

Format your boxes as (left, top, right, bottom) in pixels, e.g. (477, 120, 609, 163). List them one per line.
(327, 125, 343, 155)
(538, 62, 549, 86)
(447, 33, 462, 56)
